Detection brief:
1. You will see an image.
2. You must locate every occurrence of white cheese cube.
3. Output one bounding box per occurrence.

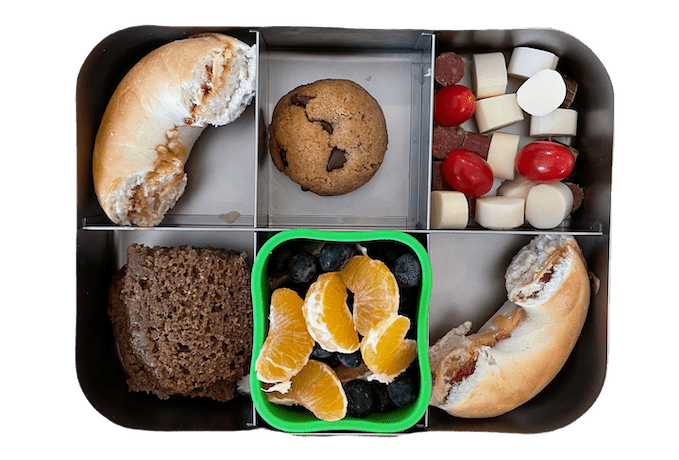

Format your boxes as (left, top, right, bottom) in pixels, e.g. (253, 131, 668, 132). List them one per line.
(529, 108, 578, 137)
(516, 69, 567, 116)
(487, 132, 521, 180)
(525, 182, 574, 229)
(497, 176, 537, 207)
(507, 47, 559, 79)
(430, 191, 469, 229)
(474, 196, 525, 230)
(473, 52, 508, 99)
(474, 94, 524, 134)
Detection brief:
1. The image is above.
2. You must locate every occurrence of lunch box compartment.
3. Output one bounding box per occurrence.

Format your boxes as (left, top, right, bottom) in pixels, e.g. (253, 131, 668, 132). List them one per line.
(255, 28, 433, 229)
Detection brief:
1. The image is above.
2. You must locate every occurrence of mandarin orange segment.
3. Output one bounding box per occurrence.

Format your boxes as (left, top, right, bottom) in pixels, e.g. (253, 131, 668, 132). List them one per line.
(340, 255, 400, 336)
(266, 359, 348, 422)
(303, 272, 359, 354)
(255, 288, 315, 383)
(361, 315, 417, 384)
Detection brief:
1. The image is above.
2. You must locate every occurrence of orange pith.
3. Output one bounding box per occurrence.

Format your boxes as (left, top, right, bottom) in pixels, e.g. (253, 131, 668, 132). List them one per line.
(361, 314, 417, 384)
(340, 255, 400, 336)
(255, 288, 315, 383)
(266, 359, 347, 422)
(303, 272, 360, 353)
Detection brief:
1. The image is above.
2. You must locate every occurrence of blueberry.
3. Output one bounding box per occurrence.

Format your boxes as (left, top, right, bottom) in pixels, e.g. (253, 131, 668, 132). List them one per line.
(269, 244, 296, 272)
(322, 354, 341, 368)
(344, 379, 375, 418)
(336, 349, 362, 368)
(375, 242, 402, 266)
(387, 372, 419, 407)
(310, 342, 334, 360)
(393, 252, 422, 289)
(286, 252, 318, 284)
(370, 381, 396, 413)
(318, 243, 355, 272)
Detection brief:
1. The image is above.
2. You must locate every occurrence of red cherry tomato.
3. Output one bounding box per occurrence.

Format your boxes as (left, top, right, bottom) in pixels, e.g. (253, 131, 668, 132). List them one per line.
(441, 149, 494, 197)
(515, 141, 576, 184)
(433, 85, 476, 127)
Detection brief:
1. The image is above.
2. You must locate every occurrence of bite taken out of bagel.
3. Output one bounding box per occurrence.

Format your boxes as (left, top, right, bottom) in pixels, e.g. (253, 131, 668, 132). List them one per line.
(429, 234, 591, 418)
(92, 33, 256, 227)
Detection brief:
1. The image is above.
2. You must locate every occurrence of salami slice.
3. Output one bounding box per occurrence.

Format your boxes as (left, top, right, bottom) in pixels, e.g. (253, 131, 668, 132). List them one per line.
(432, 126, 464, 159)
(461, 132, 491, 159)
(561, 75, 578, 109)
(434, 52, 466, 86)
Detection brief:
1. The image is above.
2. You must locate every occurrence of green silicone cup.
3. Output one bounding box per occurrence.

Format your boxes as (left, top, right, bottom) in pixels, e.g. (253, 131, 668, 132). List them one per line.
(249, 229, 432, 433)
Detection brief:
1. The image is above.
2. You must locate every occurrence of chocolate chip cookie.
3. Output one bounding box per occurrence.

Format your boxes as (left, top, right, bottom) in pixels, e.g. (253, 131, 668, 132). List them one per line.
(268, 79, 388, 196)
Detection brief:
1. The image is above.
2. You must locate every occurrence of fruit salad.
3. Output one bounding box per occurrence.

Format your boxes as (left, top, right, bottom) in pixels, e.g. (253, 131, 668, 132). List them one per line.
(254, 238, 425, 421)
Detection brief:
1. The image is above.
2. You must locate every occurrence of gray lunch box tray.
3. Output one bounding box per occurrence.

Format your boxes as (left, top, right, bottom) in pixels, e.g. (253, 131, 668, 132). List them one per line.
(76, 25, 611, 434)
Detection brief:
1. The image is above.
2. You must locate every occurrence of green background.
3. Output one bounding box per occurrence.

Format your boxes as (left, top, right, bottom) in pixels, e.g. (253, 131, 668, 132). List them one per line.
(6, 0, 678, 459)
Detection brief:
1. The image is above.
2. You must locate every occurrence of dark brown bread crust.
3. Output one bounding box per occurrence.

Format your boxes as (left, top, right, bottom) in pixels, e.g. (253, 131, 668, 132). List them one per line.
(108, 244, 253, 402)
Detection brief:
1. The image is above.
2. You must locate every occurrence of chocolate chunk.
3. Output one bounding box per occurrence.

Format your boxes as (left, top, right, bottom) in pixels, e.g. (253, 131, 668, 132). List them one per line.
(319, 120, 333, 134)
(280, 149, 288, 168)
(291, 93, 314, 107)
(326, 148, 347, 172)
(461, 132, 491, 159)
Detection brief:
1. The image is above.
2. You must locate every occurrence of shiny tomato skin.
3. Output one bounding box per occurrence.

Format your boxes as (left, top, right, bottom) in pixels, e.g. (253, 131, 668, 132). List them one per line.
(441, 149, 494, 197)
(433, 85, 476, 127)
(515, 141, 576, 184)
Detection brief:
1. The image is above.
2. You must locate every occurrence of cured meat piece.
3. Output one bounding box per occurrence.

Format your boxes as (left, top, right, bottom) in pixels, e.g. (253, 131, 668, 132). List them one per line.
(434, 52, 466, 86)
(561, 75, 578, 108)
(432, 160, 454, 190)
(432, 126, 465, 159)
(461, 132, 491, 159)
(564, 181, 584, 213)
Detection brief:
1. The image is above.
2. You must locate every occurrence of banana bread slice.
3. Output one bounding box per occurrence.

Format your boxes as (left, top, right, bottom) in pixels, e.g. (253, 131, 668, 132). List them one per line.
(108, 244, 253, 402)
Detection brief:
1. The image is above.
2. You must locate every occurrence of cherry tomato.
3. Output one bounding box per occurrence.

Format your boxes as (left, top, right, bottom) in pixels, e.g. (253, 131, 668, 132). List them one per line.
(441, 149, 494, 197)
(433, 85, 476, 127)
(515, 141, 576, 184)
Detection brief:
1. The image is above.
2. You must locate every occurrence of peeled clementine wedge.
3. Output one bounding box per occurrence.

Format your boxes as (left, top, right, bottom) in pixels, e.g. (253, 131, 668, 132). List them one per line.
(303, 272, 359, 354)
(340, 255, 399, 336)
(266, 359, 348, 422)
(255, 288, 315, 383)
(361, 314, 417, 384)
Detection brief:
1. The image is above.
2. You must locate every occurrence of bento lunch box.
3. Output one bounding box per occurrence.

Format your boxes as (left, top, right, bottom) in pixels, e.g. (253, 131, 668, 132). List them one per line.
(76, 26, 611, 434)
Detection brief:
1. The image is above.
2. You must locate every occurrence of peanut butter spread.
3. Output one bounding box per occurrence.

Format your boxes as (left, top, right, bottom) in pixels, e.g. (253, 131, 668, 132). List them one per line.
(444, 305, 526, 385)
(471, 305, 526, 349)
(128, 128, 187, 218)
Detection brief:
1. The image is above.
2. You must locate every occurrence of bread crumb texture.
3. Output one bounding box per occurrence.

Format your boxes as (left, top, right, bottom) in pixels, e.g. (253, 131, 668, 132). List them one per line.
(108, 244, 253, 402)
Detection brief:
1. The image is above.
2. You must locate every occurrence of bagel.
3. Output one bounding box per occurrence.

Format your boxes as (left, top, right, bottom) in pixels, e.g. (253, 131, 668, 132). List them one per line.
(92, 33, 256, 226)
(429, 234, 591, 418)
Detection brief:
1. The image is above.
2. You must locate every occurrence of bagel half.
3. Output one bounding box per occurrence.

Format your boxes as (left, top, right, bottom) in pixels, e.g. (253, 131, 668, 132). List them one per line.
(92, 33, 256, 227)
(429, 234, 591, 418)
